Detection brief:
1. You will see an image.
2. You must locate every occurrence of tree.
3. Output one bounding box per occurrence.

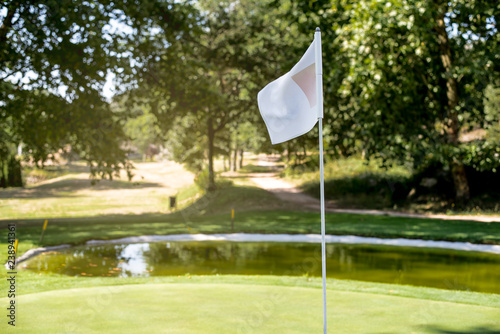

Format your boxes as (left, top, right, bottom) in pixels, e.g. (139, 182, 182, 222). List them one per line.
(302, 0, 499, 202)
(1, 0, 128, 178)
(128, 0, 293, 191)
(230, 120, 267, 169)
(119, 98, 162, 159)
(0, 0, 192, 181)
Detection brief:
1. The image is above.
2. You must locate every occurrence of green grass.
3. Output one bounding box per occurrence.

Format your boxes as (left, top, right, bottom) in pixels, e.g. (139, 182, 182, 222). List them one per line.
(0, 161, 196, 220)
(1, 161, 500, 333)
(21, 164, 90, 186)
(0, 178, 172, 219)
(1, 177, 499, 272)
(5, 273, 500, 307)
(176, 183, 201, 203)
(2, 276, 499, 333)
(1, 209, 500, 272)
(283, 155, 413, 208)
(283, 155, 500, 214)
(238, 164, 282, 173)
(283, 154, 409, 183)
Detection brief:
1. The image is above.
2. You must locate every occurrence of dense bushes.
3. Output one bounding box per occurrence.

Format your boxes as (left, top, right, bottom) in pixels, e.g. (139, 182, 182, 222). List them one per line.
(1, 155, 23, 188)
(287, 155, 500, 213)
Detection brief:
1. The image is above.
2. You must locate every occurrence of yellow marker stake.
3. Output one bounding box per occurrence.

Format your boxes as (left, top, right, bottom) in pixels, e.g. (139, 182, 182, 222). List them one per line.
(40, 219, 49, 243)
(231, 209, 235, 233)
(14, 239, 18, 255)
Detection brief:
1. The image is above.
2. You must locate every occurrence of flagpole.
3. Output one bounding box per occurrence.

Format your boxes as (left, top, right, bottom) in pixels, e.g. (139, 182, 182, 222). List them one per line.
(315, 27, 327, 334)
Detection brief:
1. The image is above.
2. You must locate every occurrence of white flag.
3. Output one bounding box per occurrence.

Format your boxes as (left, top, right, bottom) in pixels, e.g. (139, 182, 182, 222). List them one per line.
(257, 39, 318, 144)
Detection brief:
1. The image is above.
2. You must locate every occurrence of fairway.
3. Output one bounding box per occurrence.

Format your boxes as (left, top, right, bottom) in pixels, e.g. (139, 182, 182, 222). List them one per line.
(4, 281, 500, 333)
(0, 161, 195, 220)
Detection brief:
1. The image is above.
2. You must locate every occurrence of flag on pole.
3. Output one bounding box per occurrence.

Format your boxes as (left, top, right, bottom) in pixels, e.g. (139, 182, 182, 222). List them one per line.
(257, 28, 328, 334)
(257, 38, 319, 144)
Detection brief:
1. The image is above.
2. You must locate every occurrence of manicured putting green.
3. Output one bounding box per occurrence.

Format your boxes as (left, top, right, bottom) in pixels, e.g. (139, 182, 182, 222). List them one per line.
(6, 283, 500, 333)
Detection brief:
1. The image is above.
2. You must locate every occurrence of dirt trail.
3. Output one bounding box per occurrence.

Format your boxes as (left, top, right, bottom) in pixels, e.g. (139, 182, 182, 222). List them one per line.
(248, 154, 500, 223)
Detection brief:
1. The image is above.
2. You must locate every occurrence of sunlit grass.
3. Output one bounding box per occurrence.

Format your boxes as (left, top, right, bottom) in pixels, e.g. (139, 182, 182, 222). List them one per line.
(0, 161, 195, 220)
(2, 276, 499, 333)
(283, 155, 410, 184)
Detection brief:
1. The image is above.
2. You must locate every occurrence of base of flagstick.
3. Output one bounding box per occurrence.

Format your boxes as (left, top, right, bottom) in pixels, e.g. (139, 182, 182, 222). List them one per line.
(318, 117, 327, 333)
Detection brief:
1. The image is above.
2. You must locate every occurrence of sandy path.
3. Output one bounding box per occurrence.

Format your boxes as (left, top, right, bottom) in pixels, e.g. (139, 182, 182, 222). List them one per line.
(248, 154, 500, 223)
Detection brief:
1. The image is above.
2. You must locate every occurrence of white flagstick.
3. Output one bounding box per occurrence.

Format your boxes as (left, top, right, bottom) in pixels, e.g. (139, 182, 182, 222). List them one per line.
(315, 27, 327, 334)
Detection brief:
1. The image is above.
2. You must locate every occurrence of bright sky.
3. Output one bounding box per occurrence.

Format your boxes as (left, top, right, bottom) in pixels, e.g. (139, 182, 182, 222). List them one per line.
(103, 72, 116, 101)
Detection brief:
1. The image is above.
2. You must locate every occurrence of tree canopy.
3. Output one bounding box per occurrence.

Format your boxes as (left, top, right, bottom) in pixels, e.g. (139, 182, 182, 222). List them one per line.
(0, 0, 193, 180)
(285, 0, 499, 200)
(1, 0, 498, 202)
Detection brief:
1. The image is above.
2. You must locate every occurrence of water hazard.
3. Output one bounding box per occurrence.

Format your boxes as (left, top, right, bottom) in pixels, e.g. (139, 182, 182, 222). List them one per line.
(21, 241, 500, 294)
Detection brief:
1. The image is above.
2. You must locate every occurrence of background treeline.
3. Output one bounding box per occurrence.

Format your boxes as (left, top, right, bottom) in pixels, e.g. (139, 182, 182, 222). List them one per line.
(1, 0, 498, 205)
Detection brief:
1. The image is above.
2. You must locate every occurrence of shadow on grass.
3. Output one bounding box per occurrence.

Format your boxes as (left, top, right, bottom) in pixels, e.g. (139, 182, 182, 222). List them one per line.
(238, 164, 282, 174)
(0, 181, 282, 225)
(0, 182, 301, 248)
(0, 178, 162, 199)
(424, 326, 500, 333)
(174, 182, 291, 219)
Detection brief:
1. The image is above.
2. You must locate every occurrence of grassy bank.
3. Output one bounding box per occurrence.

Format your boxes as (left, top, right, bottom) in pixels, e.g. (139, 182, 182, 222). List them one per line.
(2, 177, 500, 261)
(3, 159, 499, 264)
(2, 207, 500, 266)
(283, 155, 500, 214)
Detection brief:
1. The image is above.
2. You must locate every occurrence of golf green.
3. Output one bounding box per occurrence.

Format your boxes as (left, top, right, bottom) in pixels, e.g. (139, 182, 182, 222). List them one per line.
(4, 283, 500, 333)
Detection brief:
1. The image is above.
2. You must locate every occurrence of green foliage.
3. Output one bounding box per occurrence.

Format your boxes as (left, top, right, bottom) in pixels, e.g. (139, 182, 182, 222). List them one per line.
(461, 141, 500, 172)
(194, 168, 233, 192)
(123, 107, 161, 156)
(286, 154, 500, 213)
(233, 121, 267, 153)
(0, 1, 193, 183)
(1, 0, 496, 196)
(6, 155, 22, 187)
(484, 85, 500, 126)
(166, 115, 206, 173)
(127, 0, 289, 189)
(285, 0, 499, 201)
(285, 156, 412, 208)
(194, 168, 210, 190)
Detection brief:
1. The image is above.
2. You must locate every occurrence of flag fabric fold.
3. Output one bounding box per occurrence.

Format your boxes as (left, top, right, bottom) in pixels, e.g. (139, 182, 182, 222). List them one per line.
(257, 39, 318, 144)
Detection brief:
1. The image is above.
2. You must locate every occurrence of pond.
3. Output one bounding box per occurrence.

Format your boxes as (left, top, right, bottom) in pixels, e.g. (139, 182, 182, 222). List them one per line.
(20, 240, 500, 294)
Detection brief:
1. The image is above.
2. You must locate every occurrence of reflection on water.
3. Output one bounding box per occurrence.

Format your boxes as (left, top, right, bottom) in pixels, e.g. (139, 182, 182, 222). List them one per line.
(21, 241, 500, 293)
(118, 243, 150, 276)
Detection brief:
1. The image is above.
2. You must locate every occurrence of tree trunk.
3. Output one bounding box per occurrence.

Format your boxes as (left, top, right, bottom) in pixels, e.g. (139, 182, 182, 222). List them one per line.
(435, 10, 470, 201)
(239, 149, 244, 169)
(207, 116, 216, 191)
(232, 145, 238, 172)
(226, 137, 232, 172)
(0, 161, 6, 188)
